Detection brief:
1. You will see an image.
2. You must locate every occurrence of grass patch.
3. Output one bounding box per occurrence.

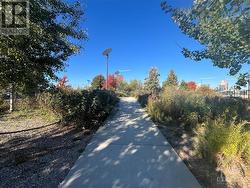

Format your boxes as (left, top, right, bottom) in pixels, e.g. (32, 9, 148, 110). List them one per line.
(1, 109, 59, 124)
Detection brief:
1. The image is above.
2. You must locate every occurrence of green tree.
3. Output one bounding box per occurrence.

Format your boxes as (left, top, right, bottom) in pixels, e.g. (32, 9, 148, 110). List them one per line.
(0, 0, 87, 111)
(144, 67, 160, 94)
(179, 80, 188, 90)
(91, 75, 105, 89)
(117, 79, 142, 96)
(129, 80, 142, 90)
(128, 80, 143, 96)
(162, 70, 178, 88)
(117, 81, 130, 95)
(161, 0, 250, 86)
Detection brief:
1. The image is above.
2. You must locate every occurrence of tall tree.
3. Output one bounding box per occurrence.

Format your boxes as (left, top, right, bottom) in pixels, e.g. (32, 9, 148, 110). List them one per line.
(162, 70, 178, 88)
(129, 79, 143, 96)
(0, 0, 87, 111)
(118, 79, 143, 96)
(161, 0, 250, 86)
(117, 81, 130, 95)
(144, 67, 160, 93)
(179, 80, 188, 90)
(91, 75, 105, 90)
(129, 80, 142, 91)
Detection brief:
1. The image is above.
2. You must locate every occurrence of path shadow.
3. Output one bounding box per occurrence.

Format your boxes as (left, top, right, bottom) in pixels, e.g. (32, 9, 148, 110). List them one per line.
(157, 123, 229, 188)
(60, 98, 201, 188)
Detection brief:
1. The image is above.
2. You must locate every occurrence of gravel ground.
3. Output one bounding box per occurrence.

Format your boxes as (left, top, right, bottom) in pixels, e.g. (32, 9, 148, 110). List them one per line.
(0, 112, 93, 188)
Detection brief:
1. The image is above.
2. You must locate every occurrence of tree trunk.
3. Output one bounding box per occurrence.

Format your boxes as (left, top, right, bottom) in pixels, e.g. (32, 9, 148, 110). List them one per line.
(9, 84, 15, 113)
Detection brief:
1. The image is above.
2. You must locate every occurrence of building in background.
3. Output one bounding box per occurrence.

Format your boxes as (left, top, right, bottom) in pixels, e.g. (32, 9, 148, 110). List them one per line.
(218, 80, 228, 91)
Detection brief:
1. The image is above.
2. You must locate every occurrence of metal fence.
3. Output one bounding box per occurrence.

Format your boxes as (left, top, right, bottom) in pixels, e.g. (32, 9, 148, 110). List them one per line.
(218, 89, 250, 99)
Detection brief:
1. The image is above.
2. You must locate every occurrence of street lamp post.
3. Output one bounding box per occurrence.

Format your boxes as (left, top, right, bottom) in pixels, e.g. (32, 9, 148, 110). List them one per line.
(106, 55, 109, 89)
(102, 48, 112, 90)
(248, 75, 250, 99)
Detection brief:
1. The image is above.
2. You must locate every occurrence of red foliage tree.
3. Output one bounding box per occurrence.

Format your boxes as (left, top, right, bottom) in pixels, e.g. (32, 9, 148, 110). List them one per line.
(107, 75, 117, 89)
(186, 81, 197, 90)
(57, 76, 68, 88)
(102, 74, 124, 90)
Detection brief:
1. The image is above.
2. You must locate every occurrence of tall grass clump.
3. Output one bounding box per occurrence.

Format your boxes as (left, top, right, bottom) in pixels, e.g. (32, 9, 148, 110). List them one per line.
(198, 119, 250, 172)
(145, 86, 249, 128)
(199, 120, 244, 162)
(142, 85, 250, 176)
(147, 87, 212, 130)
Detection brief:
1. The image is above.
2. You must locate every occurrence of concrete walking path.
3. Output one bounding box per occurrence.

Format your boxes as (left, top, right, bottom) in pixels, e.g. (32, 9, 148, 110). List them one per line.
(59, 97, 201, 188)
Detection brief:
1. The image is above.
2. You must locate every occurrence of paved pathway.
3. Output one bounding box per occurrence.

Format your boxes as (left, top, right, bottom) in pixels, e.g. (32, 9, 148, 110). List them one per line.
(59, 98, 201, 188)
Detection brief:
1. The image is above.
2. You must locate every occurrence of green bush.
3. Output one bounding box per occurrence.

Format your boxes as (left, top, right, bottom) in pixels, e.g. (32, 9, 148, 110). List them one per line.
(16, 97, 37, 112)
(145, 87, 249, 128)
(13, 88, 118, 129)
(206, 97, 250, 122)
(240, 131, 250, 168)
(146, 88, 211, 128)
(138, 93, 150, 107)
(86, 89, 118, 128)
(198, 119, 250, 168)
(37, 88, 119, 129)
(0, 89, 8, 113)
(0, 97, 8, 113)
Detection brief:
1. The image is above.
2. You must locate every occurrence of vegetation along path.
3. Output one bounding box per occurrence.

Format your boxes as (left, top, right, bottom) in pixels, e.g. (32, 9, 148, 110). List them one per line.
(59, 97, 201, 188)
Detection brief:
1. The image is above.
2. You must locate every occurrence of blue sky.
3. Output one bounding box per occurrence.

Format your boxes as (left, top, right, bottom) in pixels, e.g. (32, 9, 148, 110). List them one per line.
(60, 0, 244, 88)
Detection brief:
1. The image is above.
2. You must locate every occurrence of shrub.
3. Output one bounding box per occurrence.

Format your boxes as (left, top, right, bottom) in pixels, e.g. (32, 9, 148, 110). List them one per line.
(0, 89, 9, 113)
(16, 97, 37, 112)
(51, 89, 85, 124)
(138, 93, 150, 107)
(241, 132, 250, 168)
(147, 97, 164, 122)
(198, 119, 250, 169)
(0, 97, 8, 112)
(146, 87, 211, 128)
(36, 88, 118, 129)
(144, 87, 249, 129)
(140, 84, 250, 178)
(196, 85, 217, 96)
(206, 97, 250, 122)
(12, 88, 118, 129)
(116, 91, 128, 97)
(86, 89, 118, 128)
(0, 98, 3, 110)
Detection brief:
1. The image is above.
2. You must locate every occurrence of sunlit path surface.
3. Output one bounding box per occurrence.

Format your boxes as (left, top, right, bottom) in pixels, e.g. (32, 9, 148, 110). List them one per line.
(59, 97, 201, 188)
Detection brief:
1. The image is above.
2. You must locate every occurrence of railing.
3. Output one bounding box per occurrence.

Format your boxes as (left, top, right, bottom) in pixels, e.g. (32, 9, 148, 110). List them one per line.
(218, 90, 250, 99)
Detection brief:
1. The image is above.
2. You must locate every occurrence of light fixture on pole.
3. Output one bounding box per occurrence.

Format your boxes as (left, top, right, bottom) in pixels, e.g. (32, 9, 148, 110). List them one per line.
(247, 74, 250, 99)
(102, 48, 112, 89)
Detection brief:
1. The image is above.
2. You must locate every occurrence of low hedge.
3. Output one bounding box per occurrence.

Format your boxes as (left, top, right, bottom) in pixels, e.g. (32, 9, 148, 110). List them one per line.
(37, 88, 119, 129)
